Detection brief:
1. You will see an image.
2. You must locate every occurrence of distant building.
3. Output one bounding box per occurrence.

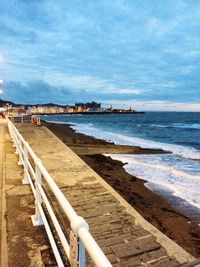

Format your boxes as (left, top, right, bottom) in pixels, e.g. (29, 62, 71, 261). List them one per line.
(16, 107, 26, 115)
(86, 101, 101, 109)
(75, 103, 87, 112)
(28, 105, 65, 114)
(75, 101, 101, 112)
(66, 106, 75, 113)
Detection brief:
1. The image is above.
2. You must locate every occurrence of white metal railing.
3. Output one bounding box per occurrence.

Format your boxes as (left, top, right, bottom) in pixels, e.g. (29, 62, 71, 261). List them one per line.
(7, 118, 112, 267)
(9, 115, 41, 125)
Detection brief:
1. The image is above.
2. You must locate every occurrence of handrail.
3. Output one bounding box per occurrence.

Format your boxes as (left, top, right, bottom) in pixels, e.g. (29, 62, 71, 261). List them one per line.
(7, 118, 112, 267)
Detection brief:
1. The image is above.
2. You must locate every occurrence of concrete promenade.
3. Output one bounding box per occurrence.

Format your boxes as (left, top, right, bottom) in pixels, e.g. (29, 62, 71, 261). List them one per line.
(0, 121, 52, 267)
(0, 121, 197, 266)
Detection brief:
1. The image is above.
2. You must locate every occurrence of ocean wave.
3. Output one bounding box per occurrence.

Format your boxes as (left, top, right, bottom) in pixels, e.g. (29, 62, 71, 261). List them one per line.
(71, 123, 200, 160)
(43, 118, 200, 160)
(172, 123, 200, 129)
(151, 124, 169, 128)
(109, 154, 200, 180)
(107, 154, 200, 209)
(151, 123, 200, 129)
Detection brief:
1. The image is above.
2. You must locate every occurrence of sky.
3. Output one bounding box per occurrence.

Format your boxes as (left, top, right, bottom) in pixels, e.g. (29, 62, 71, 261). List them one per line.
(0, 0, 200, 111)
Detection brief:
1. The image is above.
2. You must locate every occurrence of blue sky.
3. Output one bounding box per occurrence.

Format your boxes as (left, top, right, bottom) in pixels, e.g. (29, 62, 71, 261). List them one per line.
(0, 0, 200, 111)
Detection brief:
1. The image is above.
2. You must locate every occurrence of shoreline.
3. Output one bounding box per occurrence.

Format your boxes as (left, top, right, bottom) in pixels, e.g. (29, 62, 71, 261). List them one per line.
(44, 121, 200, 257)
(33, 111, 145, 115)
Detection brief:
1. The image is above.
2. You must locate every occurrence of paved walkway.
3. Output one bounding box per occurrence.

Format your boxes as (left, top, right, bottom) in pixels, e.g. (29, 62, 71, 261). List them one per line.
(0, 121, 53, 267)
(14, 123, 195, 267)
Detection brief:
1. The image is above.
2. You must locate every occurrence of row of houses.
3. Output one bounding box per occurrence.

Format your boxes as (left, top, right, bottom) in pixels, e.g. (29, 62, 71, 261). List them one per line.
(2, 101, 137, 116)
(3, 101, 103, 115)
(28, 101, 102, 114)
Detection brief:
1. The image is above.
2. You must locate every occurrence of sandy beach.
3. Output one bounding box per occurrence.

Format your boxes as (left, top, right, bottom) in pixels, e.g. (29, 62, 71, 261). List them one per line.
(44, 121, 200, 258)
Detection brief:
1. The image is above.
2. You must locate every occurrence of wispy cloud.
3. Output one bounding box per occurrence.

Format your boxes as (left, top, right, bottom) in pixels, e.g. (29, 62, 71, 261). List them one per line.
(41, 73, 142, 95)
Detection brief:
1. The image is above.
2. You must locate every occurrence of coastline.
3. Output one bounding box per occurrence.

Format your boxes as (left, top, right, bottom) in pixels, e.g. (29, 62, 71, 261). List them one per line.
(44, 121, 200, 258)
(32, 111, 145, 115)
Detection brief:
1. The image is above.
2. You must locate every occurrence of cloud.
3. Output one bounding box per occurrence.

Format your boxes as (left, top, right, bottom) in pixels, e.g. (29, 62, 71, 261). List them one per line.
(2, 79, 142, 104)
(0, 1, 200, 110)
(3, 80, 70, 104)
(41, 73, 142, 95)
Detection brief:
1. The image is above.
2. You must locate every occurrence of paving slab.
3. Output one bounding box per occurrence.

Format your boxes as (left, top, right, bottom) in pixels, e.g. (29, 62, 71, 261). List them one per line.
(14, 123, 196, 266)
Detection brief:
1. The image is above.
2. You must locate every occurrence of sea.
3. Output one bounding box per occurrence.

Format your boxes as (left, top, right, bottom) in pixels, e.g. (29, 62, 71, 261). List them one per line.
(43, 112, 200, 223)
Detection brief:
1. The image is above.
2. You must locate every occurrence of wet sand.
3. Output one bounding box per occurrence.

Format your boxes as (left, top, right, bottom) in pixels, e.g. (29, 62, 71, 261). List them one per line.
(44, 121, 200, 258)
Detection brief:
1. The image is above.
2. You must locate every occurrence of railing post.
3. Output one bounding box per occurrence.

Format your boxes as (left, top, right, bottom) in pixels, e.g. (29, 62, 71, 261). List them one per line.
(37, 117, 41, 126)
(10, 126, 16, 148)
(9, 127, 15, 147)
(22, 142, 30, 184)
(17, 139, 23, 166)
(14, 131, 18, 152)
(31, 159, 43, 227)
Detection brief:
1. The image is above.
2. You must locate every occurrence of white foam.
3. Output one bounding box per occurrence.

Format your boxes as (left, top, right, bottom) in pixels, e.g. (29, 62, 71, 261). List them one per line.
(151, 124, 169, 128)
(44, 120, 70, 124)
(106, 154, 200, 209)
